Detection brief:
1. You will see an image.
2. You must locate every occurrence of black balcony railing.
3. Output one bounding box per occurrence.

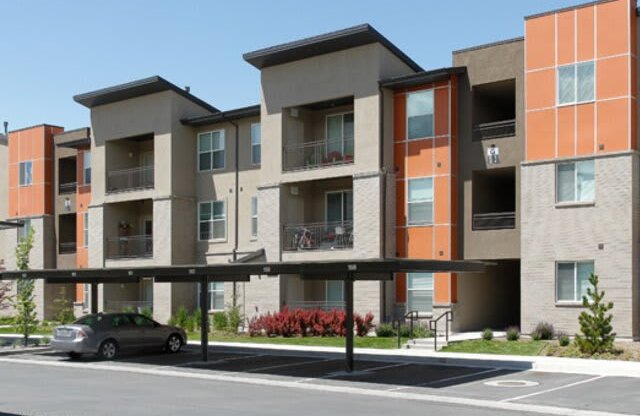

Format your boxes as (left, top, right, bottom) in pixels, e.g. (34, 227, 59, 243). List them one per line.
(283, 138, 354, 171)
(283, 221, 353, 251)
(107, 166, 154, 193)
(472, 212, 516, 230)
(106, 235, 153, 259)
(473, 119, 516, 141)
(58, 182, 77, 195)
(286, 301, 345, 311)
(59, 242, 77, 254)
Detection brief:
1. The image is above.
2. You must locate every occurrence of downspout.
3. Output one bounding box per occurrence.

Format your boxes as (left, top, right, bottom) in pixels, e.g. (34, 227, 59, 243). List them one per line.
(379, 85, 387, 321)
(228, 118, 240, 307)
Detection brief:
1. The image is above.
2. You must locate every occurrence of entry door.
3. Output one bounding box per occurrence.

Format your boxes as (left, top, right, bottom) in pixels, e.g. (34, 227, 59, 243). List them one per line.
(326, 191, 353, 224)
(142, 217, 153, 255)
(326, 113, 354, 157)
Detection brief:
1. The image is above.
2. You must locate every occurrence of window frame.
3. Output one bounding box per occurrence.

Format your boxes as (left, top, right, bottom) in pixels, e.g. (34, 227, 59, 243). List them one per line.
(197, 281, 225, 312)
(83, 151, 92, 185)
(557, 61, 595, 106)
(198, 200, 227, 242)
(251, 123, 261, 166)
(16, 219, 32, 243)
(406, 89, 435, 140)
(406, 272, 434, 313)
(406, 177, 434, 226)
(19, 161, 33, 186)
(556, 159, 595, 203)
(555, 261, 595, 303)
(197, 130, 226, 172)
(83, 212, 89, 248)
(250, 196, 258, 238)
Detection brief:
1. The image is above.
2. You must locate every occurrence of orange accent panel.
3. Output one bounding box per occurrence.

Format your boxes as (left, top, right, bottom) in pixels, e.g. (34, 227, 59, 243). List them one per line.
(394, 94, 406, 142)
(434, 87, 449, 137)
(9, 189, 18, 217)
(8, 164, 17, 188)
(557, 11, 575, 65)
(407, 140, 433, 177)
(433, 137, 449, 175)
(596, 0, 630, 58)
(577, 6, 595, 61)
(434, 226, 450, 260)
(576, 103, 596, 155)
(526, 14, 556, 70)
(395, 228, 406, 257)
(434, 273, 451, 304)
(395, 273, 406, 303)
(526, 69, 555, 110)
(394, 143, 405, 179)
(407, 226, 433, 259)
(33, 160, 44, 184)
(597, 55, 629, 99)
(75, 284, 83, 302)
(526, 109, 556, 160)
(557, 106, 575, 157)
(597, 98, 629, 152)
(434, 176, 449, 224)
(396, 182, 406, 226)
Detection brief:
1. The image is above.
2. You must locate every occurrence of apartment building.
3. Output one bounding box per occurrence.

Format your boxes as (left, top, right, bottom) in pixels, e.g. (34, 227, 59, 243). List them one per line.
(2, 0, 640, 338)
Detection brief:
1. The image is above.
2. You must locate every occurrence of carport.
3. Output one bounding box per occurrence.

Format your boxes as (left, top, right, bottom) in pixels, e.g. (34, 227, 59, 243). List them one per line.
(0, 258, 486, 372)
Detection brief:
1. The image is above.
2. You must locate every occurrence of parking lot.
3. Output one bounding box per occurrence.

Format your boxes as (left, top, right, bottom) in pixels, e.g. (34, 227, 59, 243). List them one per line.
(1, 345, 640, 415)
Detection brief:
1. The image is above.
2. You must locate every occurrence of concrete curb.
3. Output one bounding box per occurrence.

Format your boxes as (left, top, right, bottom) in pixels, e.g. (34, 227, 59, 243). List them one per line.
(186, 340, 640, 377)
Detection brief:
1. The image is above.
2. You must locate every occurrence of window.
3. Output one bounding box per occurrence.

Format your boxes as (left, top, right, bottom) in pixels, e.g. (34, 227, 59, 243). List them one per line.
(83, 151, 91, 185)
(208, 282, 224, 311)
(326, 113, 354, 157)
(198, 130, 225, 171)
(19, 161, 32, 186)
(251, 123, 261, 165)
(558, 61, 595, 105)
(251, 196, 258, 238)
(557, 261, 594, 302)
(407, 273, 433, 312)
(17, 219, 31, 243)
(83, 284, 90, 310)
(557, 160, 595, 203)
(83, 213, 89, 247)
(407, 90, 434, 139)
(326, 281, 344, 303)
(199, 200, 226, 240)
(407, 178, 433, 225)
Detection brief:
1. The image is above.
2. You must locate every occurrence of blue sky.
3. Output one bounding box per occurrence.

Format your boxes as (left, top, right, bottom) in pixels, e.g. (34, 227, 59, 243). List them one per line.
(1, 1, 582, 130)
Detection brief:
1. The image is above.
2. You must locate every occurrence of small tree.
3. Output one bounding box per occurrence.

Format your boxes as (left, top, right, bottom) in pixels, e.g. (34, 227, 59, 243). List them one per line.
(0, 282, 11, 311)
(53, 286, 75, 324)
(575, 273, 616, 355)
(13, 226, 39, 346)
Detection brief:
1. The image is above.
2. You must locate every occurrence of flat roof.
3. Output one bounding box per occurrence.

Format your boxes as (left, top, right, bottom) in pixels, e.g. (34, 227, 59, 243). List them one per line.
(74, 76, 219, 114)
(379, 67, 466, 89)
(54, 127, 91, 148)
(243, 24, 423, 72)
(452, 37, 524, 55)
(525, 0, 616, 20)
(8, 123, 65, 134)
(181, 104, 260, 127)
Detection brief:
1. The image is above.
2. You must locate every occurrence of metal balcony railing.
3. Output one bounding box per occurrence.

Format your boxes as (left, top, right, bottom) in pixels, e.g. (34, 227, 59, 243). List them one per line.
(473, 119, 516, 141)
(472, 211, 516, 230)
(107, 166, 154, 193)
(104, 300, 153, 314)
(58, 182, 77, 195)
(286, 301, 346, 311)
(283, 220, 353, 251)
(59, 242, 77, 254)
(283, 138, 354, 171)
(106, 235, 153, 259)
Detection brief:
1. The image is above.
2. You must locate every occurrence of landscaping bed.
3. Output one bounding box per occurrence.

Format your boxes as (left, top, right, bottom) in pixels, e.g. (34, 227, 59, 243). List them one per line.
(186, 332, 408, 349)
(442, 339, 548, 356)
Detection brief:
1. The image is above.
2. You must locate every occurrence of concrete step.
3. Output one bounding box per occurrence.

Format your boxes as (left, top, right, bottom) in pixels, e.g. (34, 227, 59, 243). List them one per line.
(405, 338, 448, 351)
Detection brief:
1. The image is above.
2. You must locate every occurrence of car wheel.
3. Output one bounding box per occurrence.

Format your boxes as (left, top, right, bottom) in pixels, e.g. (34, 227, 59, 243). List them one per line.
(98, 340, 118, 360)
(166, 334, 182, 353)
(67, 352, 82, 360)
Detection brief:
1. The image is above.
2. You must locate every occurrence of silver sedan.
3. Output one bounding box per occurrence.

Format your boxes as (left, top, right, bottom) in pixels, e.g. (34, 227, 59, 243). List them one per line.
(51, 313, 187, 360)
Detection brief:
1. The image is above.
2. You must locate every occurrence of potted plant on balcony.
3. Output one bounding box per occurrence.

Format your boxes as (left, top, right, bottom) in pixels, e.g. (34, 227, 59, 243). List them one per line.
(118, 221, 132, 236)
(118, 221, 133, 257)
(322, 151, 343, 165)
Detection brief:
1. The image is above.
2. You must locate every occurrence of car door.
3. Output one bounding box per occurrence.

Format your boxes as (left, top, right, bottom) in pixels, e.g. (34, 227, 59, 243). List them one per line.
(110, 314, 137, 350)
(130, 314, 163, 348)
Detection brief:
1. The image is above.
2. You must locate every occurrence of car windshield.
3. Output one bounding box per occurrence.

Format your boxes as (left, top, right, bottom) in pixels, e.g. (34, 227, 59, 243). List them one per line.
(73, 314, 104, 328)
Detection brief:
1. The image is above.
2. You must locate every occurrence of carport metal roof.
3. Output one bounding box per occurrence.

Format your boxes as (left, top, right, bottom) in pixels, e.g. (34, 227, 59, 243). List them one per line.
(0, 220, 25, 230)
(0, 258, 487, 372)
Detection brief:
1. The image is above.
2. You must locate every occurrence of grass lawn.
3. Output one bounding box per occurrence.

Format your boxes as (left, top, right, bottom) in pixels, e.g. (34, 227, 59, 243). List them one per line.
(0, 326, 54, 336)
(187, 332, 407, 349)
(442, 339, 548, 356)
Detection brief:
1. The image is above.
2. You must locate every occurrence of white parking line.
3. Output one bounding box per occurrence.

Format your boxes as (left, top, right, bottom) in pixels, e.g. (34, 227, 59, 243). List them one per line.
(247, 358, 332, 373)
(388, 368, 503, 391)
(501, 375, 605, 403)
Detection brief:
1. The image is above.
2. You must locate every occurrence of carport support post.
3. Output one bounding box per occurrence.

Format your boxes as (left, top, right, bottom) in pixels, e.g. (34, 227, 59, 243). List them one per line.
(90, 282, 98, 314)
(345, 273, 354, 373)
(200, 277, 209, 362)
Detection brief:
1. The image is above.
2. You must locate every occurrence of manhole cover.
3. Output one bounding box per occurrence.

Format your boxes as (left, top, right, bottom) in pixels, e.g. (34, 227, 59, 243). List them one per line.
(484, 380, 539, 388)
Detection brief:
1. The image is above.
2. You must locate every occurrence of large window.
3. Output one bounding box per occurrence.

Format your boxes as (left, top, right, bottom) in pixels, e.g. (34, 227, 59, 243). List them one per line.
(83, 284, 90, 310)
(407, 178, 433, 225)
(19, 161, 32, 186)
(208, 282, 224, 311)
(198, 130, 225, 171)
(83, 151, 91, 185)
(407, 273, 433, 312)
(251, 123, 261, 165)
(17, 219, 32, 243)
(199, 200, 226, 241)
(557, 261, 594, 302)
(326, 113, 354, 157)
(407, 90, 434, 140)
(558, 61, 595, 105)
(556, 160, 594, 203)
(83, 213, 89, 248)
(251, 196, 258, 238)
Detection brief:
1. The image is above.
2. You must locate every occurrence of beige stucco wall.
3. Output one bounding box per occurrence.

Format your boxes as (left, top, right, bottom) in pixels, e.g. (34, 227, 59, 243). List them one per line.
(0, 138, 7, 223)
(521, 153, 639, 339)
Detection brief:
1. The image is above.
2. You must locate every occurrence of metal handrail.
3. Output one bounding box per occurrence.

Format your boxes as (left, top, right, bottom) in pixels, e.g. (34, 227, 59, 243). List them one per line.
(58, 242, 77, 254)
(429, 310, 454, 351)
(106, 235, 153, 259)
(283, 220, 353, 251)
(472, 211, 516, 230)
(394, 310, 423, 349)
(472, 119, 516, 141)
(58, 182, 77, 194)
(283, 137, 354, 171)
(106, 165, 154, 193)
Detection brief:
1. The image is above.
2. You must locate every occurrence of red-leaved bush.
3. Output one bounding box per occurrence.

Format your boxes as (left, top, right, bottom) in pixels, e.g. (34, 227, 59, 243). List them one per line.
(249, 308, 374, 337)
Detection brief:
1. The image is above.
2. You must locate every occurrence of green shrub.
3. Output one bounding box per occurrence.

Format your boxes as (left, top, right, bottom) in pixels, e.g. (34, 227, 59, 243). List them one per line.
(532, 321, 555, 340)
(175, 306, 189, 329)
(482, 328, 494, 341)
(226, 305, 243, 333)
(167, 316, 177, 327)
(375, 323, 396, 337)
(558, 333, 570, 347)
(41, 336, 50, 345)
(575, 273, 616, 355)
(140, 307, 153, 319)
(122, 306, 136, 314)
(0, 316, 14, 325)
(397, 324, 432, 338)
(32, 338, 40, 346)
(506, 326, 520, 341)
(212, 312, 228, 331)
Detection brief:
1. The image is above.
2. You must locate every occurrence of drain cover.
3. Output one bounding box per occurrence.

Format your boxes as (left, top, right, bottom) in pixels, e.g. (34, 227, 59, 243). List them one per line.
(484, 380, 539, 388)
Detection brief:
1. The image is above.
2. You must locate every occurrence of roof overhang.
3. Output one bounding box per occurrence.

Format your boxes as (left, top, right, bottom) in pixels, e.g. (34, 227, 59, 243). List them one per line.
(74, 76, 219, 114)
(181, 104, 260, 127)
(243, 24, 423, 72)
(379, 67, 467, 90)
(0, 220, 25, 230)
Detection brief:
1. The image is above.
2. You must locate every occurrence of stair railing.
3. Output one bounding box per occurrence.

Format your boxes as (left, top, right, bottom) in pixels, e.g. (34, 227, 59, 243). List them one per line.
(394, 310, 420, 349)
(428, 310, 454, 351)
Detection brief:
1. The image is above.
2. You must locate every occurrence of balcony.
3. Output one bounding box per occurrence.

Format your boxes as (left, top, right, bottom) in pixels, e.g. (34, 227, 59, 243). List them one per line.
(472, 212, 515, 230)
(104, 300, 153, 314)
(286, 301, 345, 311)
(472, 79, 516, 141)
(107, 166, 154, 193)
(283, 138, 354, 171)
(59, 242, 77, 254)
(472, 167, 516, 231)
(106, 235, 153, 259)
(473, 119, 516, 141)
(58, 182, 77, 195)
(283, 221, 353, 251)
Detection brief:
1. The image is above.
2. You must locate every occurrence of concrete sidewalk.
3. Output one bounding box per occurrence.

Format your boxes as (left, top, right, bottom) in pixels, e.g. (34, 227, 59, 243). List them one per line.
(187, 340, 640, 378)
